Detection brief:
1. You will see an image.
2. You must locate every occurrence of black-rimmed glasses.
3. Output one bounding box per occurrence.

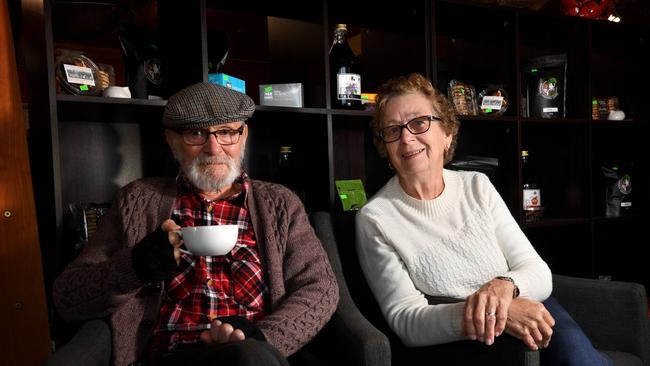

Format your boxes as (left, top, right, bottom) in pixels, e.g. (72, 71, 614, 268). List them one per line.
(172, 125, 245, 146)
(377, 115, 440, 143)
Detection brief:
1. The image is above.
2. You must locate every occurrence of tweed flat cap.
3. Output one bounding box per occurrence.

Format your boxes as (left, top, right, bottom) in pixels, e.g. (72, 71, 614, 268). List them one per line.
(163, 82, 255, 129)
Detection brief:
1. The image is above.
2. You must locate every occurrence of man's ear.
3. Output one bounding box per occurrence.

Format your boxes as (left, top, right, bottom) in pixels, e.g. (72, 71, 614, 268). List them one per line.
(241, 124, 249, 143)
(164, 129, 175, 147)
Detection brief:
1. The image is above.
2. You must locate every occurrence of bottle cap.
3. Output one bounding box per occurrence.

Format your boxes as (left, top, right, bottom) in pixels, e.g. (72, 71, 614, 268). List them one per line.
(335, 24, 347, 31)
(521, 150, 529, 157)
(280, 146, 292, 153)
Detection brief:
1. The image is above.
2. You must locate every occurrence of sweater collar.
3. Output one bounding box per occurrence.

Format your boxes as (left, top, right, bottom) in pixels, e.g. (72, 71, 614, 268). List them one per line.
(388, 169, 461, 218)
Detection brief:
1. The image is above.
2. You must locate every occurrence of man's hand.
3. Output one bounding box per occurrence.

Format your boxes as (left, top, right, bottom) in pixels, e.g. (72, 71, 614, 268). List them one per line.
(464, 278, 515, 346)
(132, 219, 182, 283)
(200, 319, 246, 344)
(161, 219, 182, 265)
(504, 298, 555, 350)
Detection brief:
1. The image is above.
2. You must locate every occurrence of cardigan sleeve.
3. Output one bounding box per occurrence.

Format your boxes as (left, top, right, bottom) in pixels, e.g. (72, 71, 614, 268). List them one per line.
(252, 183, 339, 356)
(52, 194, 146, 322)
(52, 179, 171, 321)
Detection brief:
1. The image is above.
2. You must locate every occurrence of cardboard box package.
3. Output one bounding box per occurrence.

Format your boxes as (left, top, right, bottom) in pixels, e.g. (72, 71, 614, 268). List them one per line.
(259, 83, 303, 108)
(208, 73, 246, 93)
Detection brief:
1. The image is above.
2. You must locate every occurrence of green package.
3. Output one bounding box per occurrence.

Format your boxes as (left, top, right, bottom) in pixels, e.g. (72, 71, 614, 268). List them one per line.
(335, 179, 367, 211)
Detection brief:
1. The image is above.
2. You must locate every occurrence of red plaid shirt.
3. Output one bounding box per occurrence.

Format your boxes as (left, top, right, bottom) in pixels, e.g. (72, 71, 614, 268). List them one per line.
(145, 173, 269, 356)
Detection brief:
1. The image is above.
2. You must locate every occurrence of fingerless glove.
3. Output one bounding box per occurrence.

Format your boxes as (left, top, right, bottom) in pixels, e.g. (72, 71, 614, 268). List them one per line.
(218, 316, 267, 342)
(132, 227, 177, 283)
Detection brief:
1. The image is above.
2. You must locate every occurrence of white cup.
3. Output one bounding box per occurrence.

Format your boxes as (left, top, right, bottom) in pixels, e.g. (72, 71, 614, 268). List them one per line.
(102, 86, 131, 98)
(607, 110, 626, 120)
(176, 225, 238, 256)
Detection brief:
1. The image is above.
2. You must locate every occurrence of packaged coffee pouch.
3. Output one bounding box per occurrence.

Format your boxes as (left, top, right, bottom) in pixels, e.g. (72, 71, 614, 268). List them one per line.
(523, 54, 567, 118)
(448, 79, 479, 116)
(55, 49, 102, 96)
(601, 163, 632, 217)
(118, 33, 163, 99)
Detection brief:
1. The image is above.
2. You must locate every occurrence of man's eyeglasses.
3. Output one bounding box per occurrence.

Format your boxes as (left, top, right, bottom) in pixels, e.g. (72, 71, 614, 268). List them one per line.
(172, 125, 245, 146)
(377, 115, 441, 143)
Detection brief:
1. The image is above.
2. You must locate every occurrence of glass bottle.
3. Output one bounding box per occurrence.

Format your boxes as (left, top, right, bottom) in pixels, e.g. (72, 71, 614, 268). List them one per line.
(329, 24, 361, 109)
(278, 146, 292, 176)
(521, 150, 543, 223)
(276, 146, 306, 204)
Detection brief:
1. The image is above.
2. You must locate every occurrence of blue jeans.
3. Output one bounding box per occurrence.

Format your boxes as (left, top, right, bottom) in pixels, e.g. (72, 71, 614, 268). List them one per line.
(541, 297, 613, 366)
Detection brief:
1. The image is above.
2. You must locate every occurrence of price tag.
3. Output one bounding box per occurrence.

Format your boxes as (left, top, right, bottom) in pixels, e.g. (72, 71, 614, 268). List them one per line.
(481, 95, 503, 111)
(63, 64, 95, 86)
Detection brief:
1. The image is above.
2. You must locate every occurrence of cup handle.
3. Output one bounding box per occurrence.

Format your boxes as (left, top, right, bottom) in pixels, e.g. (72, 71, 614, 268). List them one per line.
(172, 230, 193, 256)
(178, 248, 193, 256)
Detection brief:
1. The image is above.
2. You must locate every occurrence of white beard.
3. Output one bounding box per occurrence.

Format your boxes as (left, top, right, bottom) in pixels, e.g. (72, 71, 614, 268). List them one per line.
(172, 143, 246, 192)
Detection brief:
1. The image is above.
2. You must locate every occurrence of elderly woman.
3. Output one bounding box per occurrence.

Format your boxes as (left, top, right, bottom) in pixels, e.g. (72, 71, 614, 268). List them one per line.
(355, 73, 611, 365)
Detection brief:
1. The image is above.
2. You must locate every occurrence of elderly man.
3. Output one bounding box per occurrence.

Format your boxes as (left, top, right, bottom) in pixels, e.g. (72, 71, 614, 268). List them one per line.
(52, 83, 338, 366)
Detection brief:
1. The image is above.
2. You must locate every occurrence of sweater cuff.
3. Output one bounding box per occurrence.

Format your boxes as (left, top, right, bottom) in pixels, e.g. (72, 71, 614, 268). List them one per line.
(449, 302, 467, 339)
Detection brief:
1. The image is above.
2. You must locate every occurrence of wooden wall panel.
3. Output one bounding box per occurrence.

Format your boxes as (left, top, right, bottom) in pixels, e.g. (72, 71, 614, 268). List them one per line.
(0, 0, 52, 364)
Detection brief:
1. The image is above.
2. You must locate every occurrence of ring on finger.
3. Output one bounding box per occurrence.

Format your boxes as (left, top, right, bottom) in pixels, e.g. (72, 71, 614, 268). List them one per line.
(485, 311, 496, 317)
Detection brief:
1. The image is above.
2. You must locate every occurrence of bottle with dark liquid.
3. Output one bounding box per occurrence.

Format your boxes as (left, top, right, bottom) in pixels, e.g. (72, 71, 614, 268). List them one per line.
(329, 24, 361, 109)
(521, 150, 543, 223)
(276, 146, 306, 204)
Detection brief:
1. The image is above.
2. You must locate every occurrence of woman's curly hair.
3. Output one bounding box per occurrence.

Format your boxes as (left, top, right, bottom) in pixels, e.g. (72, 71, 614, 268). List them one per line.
(371, 73, 460, 164)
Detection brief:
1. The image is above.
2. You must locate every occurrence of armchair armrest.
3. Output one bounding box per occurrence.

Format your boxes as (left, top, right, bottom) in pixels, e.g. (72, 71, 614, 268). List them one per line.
(309, 211, 391, 366)
(552, 274, 650, 364)
(45, 319, 111, 366)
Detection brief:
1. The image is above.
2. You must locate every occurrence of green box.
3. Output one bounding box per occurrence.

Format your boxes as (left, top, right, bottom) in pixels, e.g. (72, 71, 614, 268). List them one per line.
(335, 179, 367, 211)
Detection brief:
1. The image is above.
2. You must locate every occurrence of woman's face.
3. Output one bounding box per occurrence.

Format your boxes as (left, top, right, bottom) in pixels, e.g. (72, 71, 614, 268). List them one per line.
(381, 92, 451, 179)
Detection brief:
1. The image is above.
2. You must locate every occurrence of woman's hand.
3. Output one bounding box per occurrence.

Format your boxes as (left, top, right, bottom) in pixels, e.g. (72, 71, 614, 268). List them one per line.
(504, 298, 555, 350)
(200, 319, 246, 344)
(464, 278, 516, 345)
(161, 219, 182, 265)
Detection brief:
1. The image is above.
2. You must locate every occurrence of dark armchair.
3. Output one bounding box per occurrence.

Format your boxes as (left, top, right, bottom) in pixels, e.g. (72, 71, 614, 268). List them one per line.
(45, 212, 389, 366)
(323, 211, 650, 366)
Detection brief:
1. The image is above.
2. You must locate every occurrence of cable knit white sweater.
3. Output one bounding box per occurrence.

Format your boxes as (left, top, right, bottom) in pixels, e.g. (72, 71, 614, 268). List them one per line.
(356, 169, 552, 347)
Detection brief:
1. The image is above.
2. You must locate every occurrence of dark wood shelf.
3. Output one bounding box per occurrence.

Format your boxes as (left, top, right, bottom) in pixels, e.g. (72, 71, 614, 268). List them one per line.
(57, 94, 167, 106)
(458, 115, 518, 123)
(523, 218, 590, 229)
(255, 105, 327, 115)
(591, 215, 643, 224)
(56, 94, 166, 123)
(330, 109, 373, 117)
(520, 117, 588, 124)
(591, 118, 636, 124)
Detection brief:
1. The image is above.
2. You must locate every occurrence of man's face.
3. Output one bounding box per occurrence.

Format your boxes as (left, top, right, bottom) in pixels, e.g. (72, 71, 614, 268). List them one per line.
(166, 121, 248, 192)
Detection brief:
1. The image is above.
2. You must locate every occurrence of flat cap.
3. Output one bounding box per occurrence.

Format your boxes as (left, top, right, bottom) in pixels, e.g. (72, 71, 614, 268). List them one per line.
(163, 82, 255, 129)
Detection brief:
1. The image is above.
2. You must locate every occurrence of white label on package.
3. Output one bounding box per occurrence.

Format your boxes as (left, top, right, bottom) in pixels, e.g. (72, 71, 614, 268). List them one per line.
(64, 64, 96, 86)
(481, 95, 503, 110)
(542, 107, 558, 112)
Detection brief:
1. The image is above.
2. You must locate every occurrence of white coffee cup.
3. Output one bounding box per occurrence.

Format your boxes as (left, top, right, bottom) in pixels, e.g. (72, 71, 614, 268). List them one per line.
(176, 225, 238, 256)
(607, 110, 626, 120)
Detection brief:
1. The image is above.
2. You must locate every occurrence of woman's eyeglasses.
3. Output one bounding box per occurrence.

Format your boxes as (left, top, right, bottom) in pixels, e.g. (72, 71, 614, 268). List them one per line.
(172, 125, 245, 146)
(377, 115, 440, 143)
